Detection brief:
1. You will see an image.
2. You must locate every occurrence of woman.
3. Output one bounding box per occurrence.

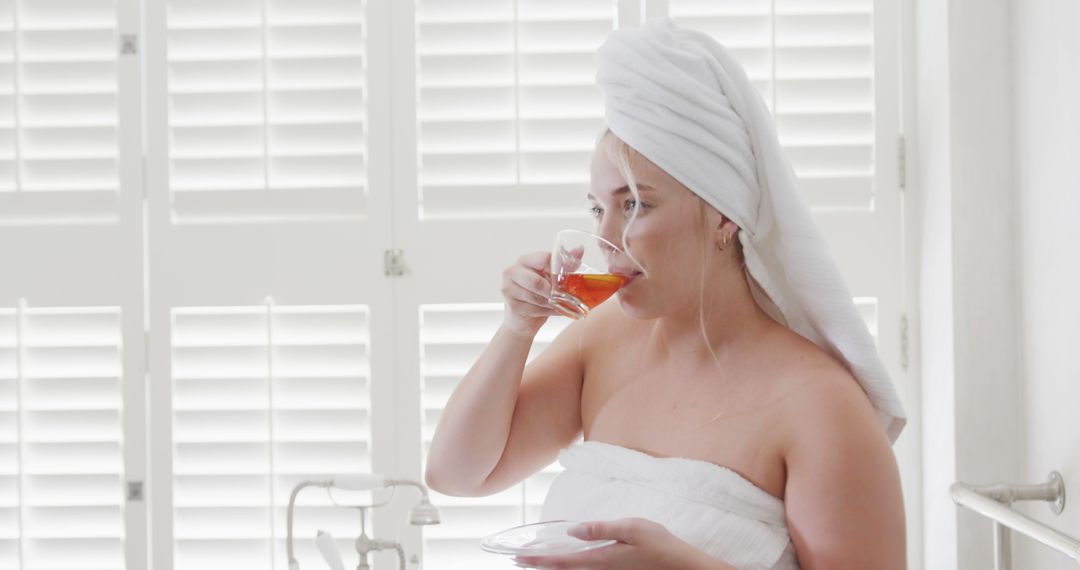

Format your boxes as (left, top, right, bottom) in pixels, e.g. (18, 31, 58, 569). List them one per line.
(425, 18, 907, 570)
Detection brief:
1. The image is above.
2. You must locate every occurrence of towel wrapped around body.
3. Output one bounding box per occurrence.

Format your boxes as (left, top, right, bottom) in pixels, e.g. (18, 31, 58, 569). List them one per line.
(541, 441, 800, 570)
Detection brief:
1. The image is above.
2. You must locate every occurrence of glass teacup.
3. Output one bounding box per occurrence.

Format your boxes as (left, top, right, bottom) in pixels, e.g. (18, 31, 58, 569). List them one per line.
(547, 229, 640, 319)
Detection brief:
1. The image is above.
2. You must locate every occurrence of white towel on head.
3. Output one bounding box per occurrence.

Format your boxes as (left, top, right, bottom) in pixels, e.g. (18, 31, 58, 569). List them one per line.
(595, 18, 906, 443)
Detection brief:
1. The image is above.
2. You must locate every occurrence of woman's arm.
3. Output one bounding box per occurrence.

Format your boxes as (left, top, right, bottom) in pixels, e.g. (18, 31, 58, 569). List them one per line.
(425, 251, 587, 497)
(424, 324, 538, 495)
(782, 369, 907, 570)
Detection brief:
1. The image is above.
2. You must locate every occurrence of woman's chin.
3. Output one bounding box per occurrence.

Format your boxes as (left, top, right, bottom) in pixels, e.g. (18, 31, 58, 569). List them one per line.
(616, 289, 652, 319)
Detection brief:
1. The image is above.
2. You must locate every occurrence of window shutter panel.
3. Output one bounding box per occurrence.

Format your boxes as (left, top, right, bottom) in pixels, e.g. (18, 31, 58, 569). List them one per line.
(0, 305, 124, 569)
(166, 0, 368, 222)
(171, 304, 372, 569)
(416, 0, 614, 219)
(0, 0, 120, 223)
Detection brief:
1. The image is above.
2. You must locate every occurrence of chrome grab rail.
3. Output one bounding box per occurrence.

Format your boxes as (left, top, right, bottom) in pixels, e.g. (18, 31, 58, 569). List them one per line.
(951, 471, 1078, 569)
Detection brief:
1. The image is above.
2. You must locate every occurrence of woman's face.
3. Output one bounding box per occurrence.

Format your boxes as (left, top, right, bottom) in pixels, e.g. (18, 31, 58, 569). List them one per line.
(588, 135, 721, 318)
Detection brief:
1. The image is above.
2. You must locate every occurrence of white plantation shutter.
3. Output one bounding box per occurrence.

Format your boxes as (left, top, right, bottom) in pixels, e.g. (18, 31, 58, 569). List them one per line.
(0, 0, 143, 566)
(0, 304, 124, 569)
(170, 304, 373, 569)
(416, 0, 613, 218)
(0, 0, 121, 224)
(166, 0, 367, 222)
(0, 0, 896, 569)
(418, 305, 569, 569)
(147, 0, 391, 565)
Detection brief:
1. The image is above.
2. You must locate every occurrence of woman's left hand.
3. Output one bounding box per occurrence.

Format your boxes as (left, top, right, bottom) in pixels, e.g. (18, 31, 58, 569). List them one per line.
(512, 518, 711, 570)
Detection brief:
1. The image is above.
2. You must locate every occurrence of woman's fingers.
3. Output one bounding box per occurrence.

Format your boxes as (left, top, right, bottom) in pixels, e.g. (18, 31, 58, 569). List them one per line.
(508, 270, 552, 306)
(517, 251, 551, 273)
(500, 252, 562, 336)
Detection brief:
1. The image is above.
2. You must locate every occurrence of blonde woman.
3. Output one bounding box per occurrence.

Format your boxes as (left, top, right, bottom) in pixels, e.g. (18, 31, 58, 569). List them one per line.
(426, 18, 907, 570)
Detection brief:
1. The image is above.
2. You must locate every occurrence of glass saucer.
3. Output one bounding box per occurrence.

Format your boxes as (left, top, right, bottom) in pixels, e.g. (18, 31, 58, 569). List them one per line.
(480, 520, 617, 557)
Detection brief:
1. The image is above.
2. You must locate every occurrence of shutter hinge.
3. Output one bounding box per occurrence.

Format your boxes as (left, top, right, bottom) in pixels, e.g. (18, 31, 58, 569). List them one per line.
(900, 314, 909, 372)
(898, 135, 907, 190)
(384, 249, 407, 277)
(120, 34, 138, 56)
(127, 481, 144, 502)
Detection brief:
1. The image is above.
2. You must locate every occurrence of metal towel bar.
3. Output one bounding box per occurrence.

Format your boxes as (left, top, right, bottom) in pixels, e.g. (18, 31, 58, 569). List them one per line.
(951, 471, 1079, 569)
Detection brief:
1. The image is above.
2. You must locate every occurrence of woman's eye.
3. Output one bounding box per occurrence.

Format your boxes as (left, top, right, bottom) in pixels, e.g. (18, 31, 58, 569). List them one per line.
(589, 201, 648, 218)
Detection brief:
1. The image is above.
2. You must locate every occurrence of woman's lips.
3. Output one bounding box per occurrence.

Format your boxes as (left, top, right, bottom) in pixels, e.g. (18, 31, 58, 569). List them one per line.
(610, 266, 643, 284)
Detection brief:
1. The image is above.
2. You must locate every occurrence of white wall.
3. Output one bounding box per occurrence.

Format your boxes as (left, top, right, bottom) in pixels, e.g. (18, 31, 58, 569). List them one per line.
(911, 0, 957, 565)
(913, 0, 1025, 567)
(1012, 0, 1080, 568)
(914, 0, 1080, 566)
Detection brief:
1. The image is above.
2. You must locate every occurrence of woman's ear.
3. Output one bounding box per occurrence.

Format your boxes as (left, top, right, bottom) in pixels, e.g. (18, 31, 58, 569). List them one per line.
(699, 200, 738, 248)
(714, 216, 739, 249)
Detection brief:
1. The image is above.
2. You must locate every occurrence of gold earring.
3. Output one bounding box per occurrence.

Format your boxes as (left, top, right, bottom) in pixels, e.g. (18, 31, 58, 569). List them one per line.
(719, 235, 730, 250)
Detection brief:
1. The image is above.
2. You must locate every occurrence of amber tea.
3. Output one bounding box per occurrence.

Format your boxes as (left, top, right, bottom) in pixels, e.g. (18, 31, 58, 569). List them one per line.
(555, 273, 629, 310)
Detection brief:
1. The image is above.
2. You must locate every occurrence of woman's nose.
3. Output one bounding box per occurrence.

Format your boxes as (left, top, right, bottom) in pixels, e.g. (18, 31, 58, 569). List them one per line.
(595, 213, 624, 248)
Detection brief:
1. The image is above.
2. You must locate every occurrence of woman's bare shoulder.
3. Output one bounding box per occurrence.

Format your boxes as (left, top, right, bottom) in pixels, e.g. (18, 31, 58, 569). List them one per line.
(766, 329, 886, 450)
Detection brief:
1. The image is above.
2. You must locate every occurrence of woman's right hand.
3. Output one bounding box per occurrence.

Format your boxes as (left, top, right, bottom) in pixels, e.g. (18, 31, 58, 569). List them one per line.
(501, 251, 562, 339)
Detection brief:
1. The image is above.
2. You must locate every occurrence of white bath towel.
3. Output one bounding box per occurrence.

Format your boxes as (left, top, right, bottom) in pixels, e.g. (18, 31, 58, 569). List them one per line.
(541, 441, 800, 569)
(595, 18, 906, 442)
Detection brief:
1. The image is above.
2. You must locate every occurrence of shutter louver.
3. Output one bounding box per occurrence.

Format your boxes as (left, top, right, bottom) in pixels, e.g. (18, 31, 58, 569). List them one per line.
(0, 304, 124, 569)
(419, 304, 569, 569)
(0, 0, 120, 224)
(166, 0, 368, 223)
(672, 0, 875, 211)
(171, 303, 372, 569)
(416, 0, 614, 219)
